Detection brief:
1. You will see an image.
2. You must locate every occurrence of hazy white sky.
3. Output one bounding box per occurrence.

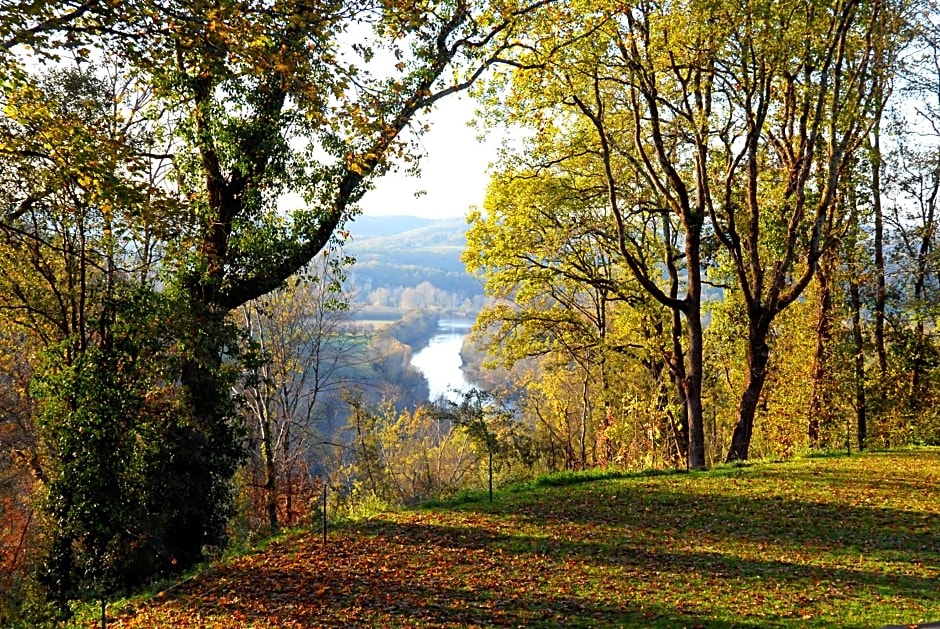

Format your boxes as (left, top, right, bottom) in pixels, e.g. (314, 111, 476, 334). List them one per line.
(358, 96, 503, 219)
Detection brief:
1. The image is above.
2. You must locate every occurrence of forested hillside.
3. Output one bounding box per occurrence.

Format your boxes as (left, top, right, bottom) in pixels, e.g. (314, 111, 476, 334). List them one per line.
(2, 0, 940, 625)
(344, 216, 484, 316)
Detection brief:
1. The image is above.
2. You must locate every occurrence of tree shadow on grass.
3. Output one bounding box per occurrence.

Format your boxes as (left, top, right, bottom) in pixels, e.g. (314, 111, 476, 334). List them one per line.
(340, 463, 939, 626)
(146, 516, 933, 629)
(352, 518, 937, 622)
(463, 474, 940, 559)
(115, 453, 939, 628)
(153, 530, 781, 628)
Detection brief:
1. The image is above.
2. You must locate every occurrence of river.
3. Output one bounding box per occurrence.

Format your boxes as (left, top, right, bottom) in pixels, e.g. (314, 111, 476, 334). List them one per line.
(410, 318, 474, 402)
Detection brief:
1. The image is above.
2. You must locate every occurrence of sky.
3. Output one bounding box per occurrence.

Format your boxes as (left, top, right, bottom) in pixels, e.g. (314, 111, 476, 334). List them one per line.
(357, 96, 504, 220)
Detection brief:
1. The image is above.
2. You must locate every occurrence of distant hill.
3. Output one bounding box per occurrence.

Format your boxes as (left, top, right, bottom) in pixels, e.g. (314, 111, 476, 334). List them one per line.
(343, 215, 483, 312)
(345, 215, 440, 239)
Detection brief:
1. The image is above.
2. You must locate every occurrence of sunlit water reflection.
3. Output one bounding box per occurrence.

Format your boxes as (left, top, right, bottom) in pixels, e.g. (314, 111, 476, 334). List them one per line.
(410, 319, 473, 402)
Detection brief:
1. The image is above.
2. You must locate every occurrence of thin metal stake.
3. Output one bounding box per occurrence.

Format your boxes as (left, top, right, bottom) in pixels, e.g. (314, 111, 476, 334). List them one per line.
(847, 415, 852, 457)
(322, 481, 327, 544)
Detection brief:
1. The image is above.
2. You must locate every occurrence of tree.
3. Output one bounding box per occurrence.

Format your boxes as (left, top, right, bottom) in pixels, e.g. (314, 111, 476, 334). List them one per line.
(2, 0, 558, 603)
(845, 177, 871, 451)
(238, 252, 364, 535)
(866, 5, 940, 446)
(888, 73, 940, 409)
(706, 0, 896, 460)
(465, 167, 689, 469)
(0, 64, 247, 606)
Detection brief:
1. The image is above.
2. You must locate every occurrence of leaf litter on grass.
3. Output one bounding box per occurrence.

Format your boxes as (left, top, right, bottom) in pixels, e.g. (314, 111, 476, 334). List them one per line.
(104, 449, 940, 628)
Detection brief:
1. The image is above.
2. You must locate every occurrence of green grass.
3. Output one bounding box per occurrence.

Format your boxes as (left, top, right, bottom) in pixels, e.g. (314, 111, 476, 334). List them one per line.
(100, 449, 940, 628)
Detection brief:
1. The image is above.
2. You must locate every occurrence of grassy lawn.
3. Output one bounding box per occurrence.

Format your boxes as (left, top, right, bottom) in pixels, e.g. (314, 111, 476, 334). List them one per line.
(100, 449, 939, 628)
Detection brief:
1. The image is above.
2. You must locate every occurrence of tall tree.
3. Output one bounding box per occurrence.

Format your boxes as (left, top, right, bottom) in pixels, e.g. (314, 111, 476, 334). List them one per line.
(702, 0, 895, 460)
(478, 2, 714, 468)
(2, 0, 556, 597)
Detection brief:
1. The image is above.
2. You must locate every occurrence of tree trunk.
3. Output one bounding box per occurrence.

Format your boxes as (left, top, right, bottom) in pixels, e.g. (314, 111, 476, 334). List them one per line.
(283, 423, 295, 526)
(910, 164, 937, 407)
(850, 276, 867, 450)
(43, 521, 75, 606)
(681, 221, 706, 470)
(579, 375, 589, 469)
(871, 132, 888, 376)
(488, 449, 494, 503)
(243, 304, 280, 535)
(726, 316, 771, 462)
(685, 304, 706, 469)
(808, 256, 834, 448)
(174, 306, 245, 567)
(911, 322, 926, 410)
(668, 305, 690, 463)
(259, 407, 279, 536)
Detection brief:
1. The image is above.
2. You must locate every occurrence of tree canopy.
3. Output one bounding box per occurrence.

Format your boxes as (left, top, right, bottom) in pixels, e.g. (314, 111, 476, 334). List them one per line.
(0, 0, 553, 613)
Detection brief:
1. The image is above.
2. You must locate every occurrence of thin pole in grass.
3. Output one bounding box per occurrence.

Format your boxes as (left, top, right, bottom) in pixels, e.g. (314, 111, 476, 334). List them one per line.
(846, 414, 852, 457)
(321, 479, 328, 544)
(488, 449, 493, 503)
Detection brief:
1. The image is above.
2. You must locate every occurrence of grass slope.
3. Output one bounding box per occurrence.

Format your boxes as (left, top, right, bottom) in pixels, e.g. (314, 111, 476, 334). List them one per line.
(103, 450, 939, 628)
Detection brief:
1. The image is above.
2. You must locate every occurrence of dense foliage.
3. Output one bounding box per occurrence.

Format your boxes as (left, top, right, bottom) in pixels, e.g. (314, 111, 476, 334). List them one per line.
(465, 0, 940, 470)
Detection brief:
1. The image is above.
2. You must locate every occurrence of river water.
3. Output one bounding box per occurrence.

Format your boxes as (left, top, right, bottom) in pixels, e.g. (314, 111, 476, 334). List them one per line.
(410, 318, 473, 402)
